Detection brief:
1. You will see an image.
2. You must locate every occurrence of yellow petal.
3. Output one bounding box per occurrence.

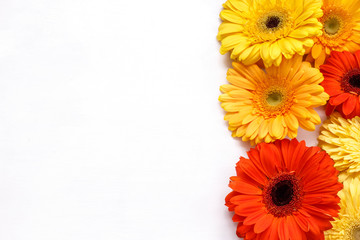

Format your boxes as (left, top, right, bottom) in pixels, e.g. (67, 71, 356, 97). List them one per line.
(226, 76, 256, 90)
(258, 119, 270, 139)
(270, 115, 284, 138)
(220, 10, 244, 24)
(270, 42, 281, 60)
(291, 106, 311, 119)
(242, 114, 258, 125)
(241, 44, 261, 65)
(245, 116, 263, 138)
(299, 118, 316, 131)
(288, 129, 298, 139)
(220, 84, 240, 93)
(284, 113, 299, 131)
(233, 125, 246, 137)
(220, 34, 247, 54)
(228, 89, 253, 98)
(277, 38, 295, 55)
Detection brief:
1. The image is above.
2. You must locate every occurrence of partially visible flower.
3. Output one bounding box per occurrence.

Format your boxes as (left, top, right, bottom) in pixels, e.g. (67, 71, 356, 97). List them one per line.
(219, 55, 328, 145)
(320, 50, 360, 118)
(226, 139, 342, 239)
(318, 112, 360, 181)
(306, 0, 360, 68)
(325, 176, 360, 240)
(217, 0, 323, 67)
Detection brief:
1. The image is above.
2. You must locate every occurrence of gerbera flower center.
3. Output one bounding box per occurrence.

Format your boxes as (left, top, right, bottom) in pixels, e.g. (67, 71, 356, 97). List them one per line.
(266, 16, 281, 29)
(266, 91, 283, 106)
(324, 17, 341, 35)
(256, 86, 293, 118)
(257, 11, 287, 35)
(263, 173, 303, 217)
(318, 7, 352, 45)
(353, 227, 360, 240)
(270, 180, 293, 206)
(349, 74, 360, 88)
(341, 69, 360, 95)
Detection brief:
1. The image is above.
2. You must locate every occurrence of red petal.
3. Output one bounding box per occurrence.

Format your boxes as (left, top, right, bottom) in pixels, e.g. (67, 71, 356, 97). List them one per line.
(326, 52, 348, 71)
(330, 93, 350, 105)
(233, 214, 245, 222)
(354, 50, 360, 67)
(321, 84, 343, 96)
(269, 218, 280, 240)
(243, 208, 267, 225)
(229, 178, 262, 195)
(286, 216, 304, 240)
(295, 146, 319, 175)
(342, 95, 357, 116)
(293, 212, 310, 232)
(342, 51, 358, 70)
(236, 223, 252, 237)
(234, 201, 262, 215)
(325, 103, 336, 116)
(231, 194, 262, 204)
(259, 143, 281, 177)
(240, 157, 267, 186)
(225, 191, 240, 211)
(329, 51, 351, 71)
(288, 140, 306, 172)
(278, 217, 290, 240)
(320, 64, 345, 77)
(279, 139, 290, 167)
(254, 214, 274, 233)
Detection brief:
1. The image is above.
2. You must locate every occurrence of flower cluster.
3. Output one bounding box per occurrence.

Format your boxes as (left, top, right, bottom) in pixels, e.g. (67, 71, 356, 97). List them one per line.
(217, 0, 360, 238)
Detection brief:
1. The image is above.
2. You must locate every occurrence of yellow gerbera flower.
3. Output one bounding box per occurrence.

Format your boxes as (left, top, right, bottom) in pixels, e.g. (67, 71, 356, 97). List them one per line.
(318, 113, 360, 181)
(325, 176, 360, 240)
(217, 0, 323, 67)
(219, 55, 328, 145)
(306, 0, 360, 68)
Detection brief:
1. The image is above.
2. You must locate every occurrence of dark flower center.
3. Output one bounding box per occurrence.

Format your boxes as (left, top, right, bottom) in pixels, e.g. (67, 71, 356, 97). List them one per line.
(349, 74, 360, 88)
(263, 173, 303, 217)
(341, 69, 360, 95)
(266, 16, 281, 29)
(271, 180, 294, 206)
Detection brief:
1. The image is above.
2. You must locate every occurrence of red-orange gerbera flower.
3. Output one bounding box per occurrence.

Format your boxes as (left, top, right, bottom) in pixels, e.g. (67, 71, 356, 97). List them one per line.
(320, 50, 360, 118)
(225, 139, 342, 240)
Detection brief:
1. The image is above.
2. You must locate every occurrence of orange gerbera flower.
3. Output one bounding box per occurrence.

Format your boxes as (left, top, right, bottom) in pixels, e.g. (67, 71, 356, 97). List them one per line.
(306, 0, 360, 68)
(320, 50, 360, 118)
(225, 139, 342, 240)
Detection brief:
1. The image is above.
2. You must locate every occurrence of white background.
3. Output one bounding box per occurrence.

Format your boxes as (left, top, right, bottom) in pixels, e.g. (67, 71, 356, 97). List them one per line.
(0, 0, 325, 239)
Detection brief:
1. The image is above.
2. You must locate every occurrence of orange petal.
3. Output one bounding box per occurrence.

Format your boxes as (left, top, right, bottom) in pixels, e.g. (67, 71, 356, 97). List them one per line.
(269, 218, 280, 240)
(342, 95, 356, 116)
(329, 93, 350, 105)
(234, 201, 263, 215)
(240, 158, 267, 185)
(320, 64, 345, 77)
(260, 143, 280, 177)
(286, 216, 303, 240)
(229, 180, 262, 195)
(311, 44, 323, 59)
(254, 214, 274, 233)
(243, 208, 267, 225)
(278, 217, 290, 240)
